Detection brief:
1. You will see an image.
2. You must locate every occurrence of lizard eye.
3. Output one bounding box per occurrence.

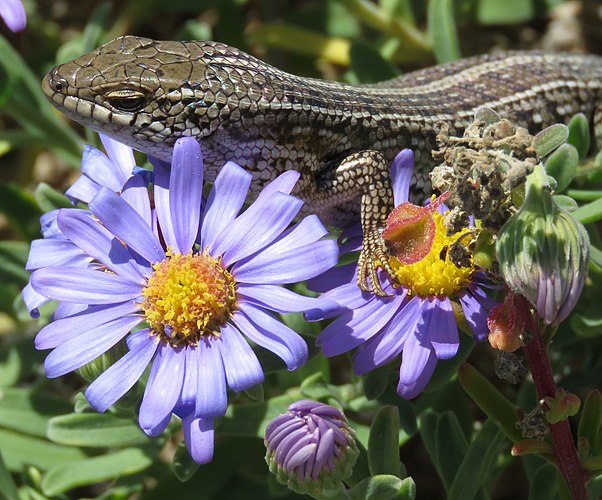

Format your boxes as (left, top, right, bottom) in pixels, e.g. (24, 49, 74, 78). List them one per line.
(106, 89, 147, 112)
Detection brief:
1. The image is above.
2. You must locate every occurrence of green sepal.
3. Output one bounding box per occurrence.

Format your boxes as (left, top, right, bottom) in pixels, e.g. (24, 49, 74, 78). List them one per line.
(368, 406, 403, 478)
(350, 475, 416, 500)
(458, 363, 522, 442)
(567, 113, 591, 160)
(578, 390, 602, 456)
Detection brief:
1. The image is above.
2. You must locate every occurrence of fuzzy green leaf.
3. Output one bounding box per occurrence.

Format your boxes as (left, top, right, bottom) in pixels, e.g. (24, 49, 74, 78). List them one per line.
(567, 113, 591, 160)
(533, 124, 569, 157)
(545, 144, 579, 192)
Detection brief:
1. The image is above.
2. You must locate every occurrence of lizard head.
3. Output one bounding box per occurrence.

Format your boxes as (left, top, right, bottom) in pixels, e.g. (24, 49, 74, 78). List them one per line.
(42, 35, 245, 160)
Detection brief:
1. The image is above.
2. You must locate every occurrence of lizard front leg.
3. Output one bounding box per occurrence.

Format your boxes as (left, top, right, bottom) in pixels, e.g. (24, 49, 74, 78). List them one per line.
(313, 150, 395, 296)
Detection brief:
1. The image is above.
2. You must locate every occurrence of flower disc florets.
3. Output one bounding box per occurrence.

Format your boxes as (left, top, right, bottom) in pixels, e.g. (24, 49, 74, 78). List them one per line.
(142, 248, 236, 344)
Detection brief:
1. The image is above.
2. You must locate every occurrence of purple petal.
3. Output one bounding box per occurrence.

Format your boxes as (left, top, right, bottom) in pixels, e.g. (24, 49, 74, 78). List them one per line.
(258, 215, 329, 254)
(53, 302, 88, 320)
(57, 209, 146, 284)
(121, 174, 152, 227)
(151, 157, 178, 249)
(169, 137, 203, 254)
(353, 295, 422, 373)
(213, 193, 303, 265)
(459, 290, 490, 342)
(317, 290, 406, 357)
(0, 0, 26, 33)
(43, 315, 141, 378)
(31, 267, 141, 304)
(79, 145, 124, 192)
(234, 304, 307, 371)
(237, 284, 338, 316)
(398, 323, 434, 386)
(397, 345, 437, 399)
(66, 175, 100, 204)
(85, 329, 158, 412)
(424, 298, 459, 359)
(218, 321, 264, 391)
(178, 345, 199, 412)
(26, 239, 88, 270)
(390, 149, 414, 205)
(201, 161, 251, 251)
(312, 428, 335, 476)
(255, 170, 300, 200)
(100, 134, 136, 178)
(22, 282, 46, 318)
(234, 240, 338, 285)
(182, 415, 214, 464)
(35, 301, 140, 350)
(307, 263, 357, 294)
(90, 187, 165, 264)
(195, 339, 227, 418)
(139, 343, 185, 433)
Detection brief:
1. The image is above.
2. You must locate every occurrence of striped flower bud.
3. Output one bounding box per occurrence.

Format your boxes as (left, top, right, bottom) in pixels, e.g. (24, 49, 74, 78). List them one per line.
(264, 400, 358, 496)
(496, 164, 589, 326)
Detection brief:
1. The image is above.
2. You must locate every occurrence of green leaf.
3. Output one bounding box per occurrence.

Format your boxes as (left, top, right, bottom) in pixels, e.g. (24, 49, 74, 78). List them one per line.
(424, 334, 474, 392)
(447, 420, 507, 500)
(545, 144, 579, 192)
(0, 387, 72, 438)
(47, 413, 150, 448)
(0, 449, 19, 500)
(172, 440, 200, 482)
(477, 0, 534, 24)
(0, 241, 30, 285)
(363, 363, 390, 400)
(350, 41, 400, 83)
(368, 406, 402, 478)
(572, 197, 602, 224)
(0, 428, 89, 471)
(578, 390, 602, 456)
(458, 363, 522, 442)
(552, 195, 578, 212)
(533, 124, 569, 157)
(435, 412, 468, 491)
(570, 310, 602, 338)
(0, 183, 42, 241)
(529, 464, 560, 500)
(351, 475, 415, 500)
(591, 245, 602, 270)
(427, 0, 460, 63)
(567, 113, 591, 160)
(41, 448, 153, 496)
(34, 183, 73, 213)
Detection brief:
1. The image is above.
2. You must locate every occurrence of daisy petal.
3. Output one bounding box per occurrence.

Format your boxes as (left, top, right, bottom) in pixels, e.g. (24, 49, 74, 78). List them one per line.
(31, 267, 141, 304)
(100, 134, 136, 178)
(139, 343, 185, 434)
(398, 323, 434, 386)
(425, 298, 459, 359)
(178, 345, 199, 412)
(44, 315, 141, 378)
(35, 301, 140, 350)
(214, 193, 303, 266)
(57, 209, 146, 284)
(85, 329, 158, 412)
(121, 174, 152, 227)
(65, 174, 100, 204)
(22, 282, 46, 318)
(0, 0, 26, 32)
(195, 340, 227, 418)
(391, 149, 414, 205)
(150, 157, 178, 250)
(183, 415, 214, 464)
(397, 347, 437, 399)
(89, 187, 165, 264)
(79, 145, 123, 192)
(234, 239, 339, 285)
(234, 304, 307, 371)
(255, 170, 300, 201)
(460, 290, 490, 342)
(218, 322, 264, 391)
(26, 239, 87, 270)
(169, 137, 203, 253)
(201, 161, 251, 251)
(237, 284, 337, 316)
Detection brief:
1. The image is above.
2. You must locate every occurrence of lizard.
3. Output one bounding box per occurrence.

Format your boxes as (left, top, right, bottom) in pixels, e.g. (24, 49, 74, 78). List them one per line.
(41, 35, 602, 295)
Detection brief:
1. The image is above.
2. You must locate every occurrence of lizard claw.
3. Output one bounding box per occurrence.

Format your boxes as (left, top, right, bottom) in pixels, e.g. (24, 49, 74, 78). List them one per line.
(357, 230, 394, 297)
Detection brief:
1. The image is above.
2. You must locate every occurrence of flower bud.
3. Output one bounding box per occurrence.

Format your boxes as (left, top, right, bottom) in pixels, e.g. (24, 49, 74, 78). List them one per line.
(264, 400, 358, 496)
(496, 164, 590, 325)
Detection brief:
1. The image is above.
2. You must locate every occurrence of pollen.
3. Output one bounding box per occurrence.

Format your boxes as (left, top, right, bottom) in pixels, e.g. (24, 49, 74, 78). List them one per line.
(389, 211, 475, 298)
(141, 248, 236, 345)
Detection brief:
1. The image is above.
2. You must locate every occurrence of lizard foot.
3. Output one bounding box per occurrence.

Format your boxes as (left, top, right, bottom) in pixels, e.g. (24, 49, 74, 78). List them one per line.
(356, 230, 394, 297)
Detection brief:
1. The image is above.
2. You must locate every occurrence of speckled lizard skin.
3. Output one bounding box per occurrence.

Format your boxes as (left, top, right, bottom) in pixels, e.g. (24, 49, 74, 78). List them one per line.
(42, 36, 602, 294)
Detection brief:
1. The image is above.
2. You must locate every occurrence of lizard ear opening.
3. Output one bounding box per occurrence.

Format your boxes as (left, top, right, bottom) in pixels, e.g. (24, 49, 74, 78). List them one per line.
(106, 89, 147, 112)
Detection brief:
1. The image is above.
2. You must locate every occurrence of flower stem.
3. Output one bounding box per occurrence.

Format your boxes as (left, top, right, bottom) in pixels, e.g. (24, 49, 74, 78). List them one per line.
(522, 313, 588, 499)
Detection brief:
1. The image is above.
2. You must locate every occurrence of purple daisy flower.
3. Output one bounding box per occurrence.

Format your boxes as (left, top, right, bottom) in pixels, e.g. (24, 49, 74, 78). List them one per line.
(0, 0, 25, 32)
(264, 400, 358, 496)
(313, 149, 497, 399)
(29, 137, 339, 464)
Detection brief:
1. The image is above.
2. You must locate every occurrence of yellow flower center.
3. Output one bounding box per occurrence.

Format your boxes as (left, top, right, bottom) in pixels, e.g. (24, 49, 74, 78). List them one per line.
(141, 248, 236, 345)
(389, 211, 475, 298)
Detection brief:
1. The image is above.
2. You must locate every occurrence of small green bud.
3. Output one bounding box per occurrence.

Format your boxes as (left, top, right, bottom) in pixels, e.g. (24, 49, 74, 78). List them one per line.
(496, 164, 590, 326)
(77, 339, 128, 382)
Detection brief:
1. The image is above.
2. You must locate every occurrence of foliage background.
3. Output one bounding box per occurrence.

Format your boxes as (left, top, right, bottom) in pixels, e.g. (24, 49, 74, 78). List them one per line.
(0, 0, 601, 498)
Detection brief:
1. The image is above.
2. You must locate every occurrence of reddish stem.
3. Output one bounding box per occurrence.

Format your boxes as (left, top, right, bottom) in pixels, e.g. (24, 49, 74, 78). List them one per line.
(521, 300, 588, 499)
